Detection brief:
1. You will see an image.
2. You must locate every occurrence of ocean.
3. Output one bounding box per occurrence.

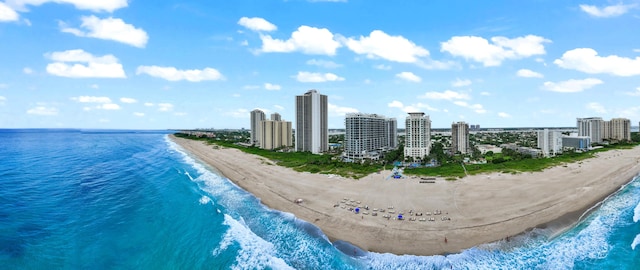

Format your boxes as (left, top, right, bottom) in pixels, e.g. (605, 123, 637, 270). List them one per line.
(0, 129, 639, 269)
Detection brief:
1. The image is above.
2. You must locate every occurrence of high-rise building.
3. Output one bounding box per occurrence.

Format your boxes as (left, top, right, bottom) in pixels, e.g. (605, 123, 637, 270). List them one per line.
(295, 90, 328, 154)
(344, 113, 397, 160)
(250, 109, 266, 146)
(386, 118, 398, 149)
(271, 113, 281, 121)
(602, 121, 611, 140)
(451, 121, 469, 154)
(537, 129, 563, 157)
(610, 118, 631, 141)
(404, 112, 431, 160)
(577, 117, 603, 144)
(260, 118, 293, 150)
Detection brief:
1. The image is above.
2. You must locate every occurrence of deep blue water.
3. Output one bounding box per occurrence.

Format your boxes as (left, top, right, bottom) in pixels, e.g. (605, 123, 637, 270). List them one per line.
(0, 129, 639, 269)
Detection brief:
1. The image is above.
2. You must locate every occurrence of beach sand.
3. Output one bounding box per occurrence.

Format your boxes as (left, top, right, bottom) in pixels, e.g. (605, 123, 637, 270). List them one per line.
(171, 135, 640, 256)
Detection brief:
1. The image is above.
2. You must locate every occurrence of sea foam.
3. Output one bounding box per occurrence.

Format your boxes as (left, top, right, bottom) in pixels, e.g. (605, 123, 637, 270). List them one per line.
(633, 201, 640, 223)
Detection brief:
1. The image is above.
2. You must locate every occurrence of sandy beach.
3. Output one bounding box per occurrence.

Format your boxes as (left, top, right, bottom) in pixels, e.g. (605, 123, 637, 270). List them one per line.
(171, 135, 640, 256)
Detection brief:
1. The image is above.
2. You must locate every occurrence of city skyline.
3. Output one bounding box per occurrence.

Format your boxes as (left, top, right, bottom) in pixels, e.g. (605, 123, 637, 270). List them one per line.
(1, 0, 640, 129)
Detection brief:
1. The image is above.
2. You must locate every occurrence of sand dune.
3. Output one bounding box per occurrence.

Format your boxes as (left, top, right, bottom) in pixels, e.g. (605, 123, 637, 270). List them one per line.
(171, 135, 640, 256)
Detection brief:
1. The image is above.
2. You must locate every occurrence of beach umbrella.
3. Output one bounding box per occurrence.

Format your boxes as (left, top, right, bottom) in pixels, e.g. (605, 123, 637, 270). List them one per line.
(355, 208, 360, 213)
(398, 214, 403, 220)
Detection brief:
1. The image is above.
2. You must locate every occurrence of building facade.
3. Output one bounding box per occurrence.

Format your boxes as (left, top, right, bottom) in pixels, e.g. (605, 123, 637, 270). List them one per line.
(451, 121, 469, 154)
(250, 109, 266, 146)
(270, 113, 281, 122)
(404, 112, 431, 160)
(260, 119, 293, 150)
(295, 89, 328, 154)
(609, 118, 631, 142)
(562, 136, 591, 151)
(344, 113, 397, 160)
(537, 129, 563, 157)
(577, 117, 603, 144)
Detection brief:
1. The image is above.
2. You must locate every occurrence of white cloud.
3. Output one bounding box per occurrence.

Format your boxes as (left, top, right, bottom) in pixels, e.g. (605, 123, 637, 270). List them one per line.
(60, 15, 148, 48)
(454, 101, 487, 114)
(624, 87, 640, 96)
(419, 90, 470, 100)
(98, 103, 120, 110)
(345, 30, 429, 63)
(89, 84, 99, 89)
(395, 71, 421, 82)
(274, 105, 284, 111)
(133, 112, 144, 117)
(8, 0, 127, 12)
(498, 112, 511, 118)
(294, 71, 345, 82)
(542, 78, 603, 93)
(586, 102, 607, 113)
(452, 78, 472, 87)
(27, 106, 58, 116)
(517, 69, 543, 78)
(554, 48, 640, 76)
(0, 2, 19, 22)
(306, 59, 342, 68)
(480, 91, 491, 96)
(136, 66, 224, 82)
(21, 67, 33, 74)
(373, 64, 391, 70)
(260, 25, 341, 55)
(158, 103, 173, 112)
(264, 83, 281, 90)
(579, 4, 636, 18)
(0, 96, 6, 105)
(328, 103, 358, 116)
(225, 108, 249, 118)
(45, 49, 126, 78)
(388, 100, 438, 113)
(120, 97, 137, 103)
(71, 96, 111, 103)
(237, 17, 277, 32)
(174, 112, 187, 116)
(144, 102, 154, 107)
(441, 35, 550, 66)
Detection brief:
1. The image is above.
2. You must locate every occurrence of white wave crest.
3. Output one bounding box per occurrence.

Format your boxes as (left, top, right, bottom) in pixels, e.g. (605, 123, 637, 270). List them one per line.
(632, 234, 640, 250)
(213, 214, 294, 270)
(633, 201, 640, 223)
(199, 196, 211, 205)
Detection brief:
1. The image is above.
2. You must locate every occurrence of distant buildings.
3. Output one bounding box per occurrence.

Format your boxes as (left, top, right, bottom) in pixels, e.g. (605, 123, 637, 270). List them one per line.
(609, 118, 631, 142)
(577, 117, 631, 144)
(537, 129, 563, 157)
(577, 117, 604, 143)
(260, 117, 293, 150)
(271, 112, 281, 122)
(470, 124, 480, 131)
(250, 109, 266, 146)
(451, 121, 469, 154)
(344, 113, 397, 160)
(404, 112, 431, 160)
(562, 136, 591, 151)
(295, 90, 328, 154)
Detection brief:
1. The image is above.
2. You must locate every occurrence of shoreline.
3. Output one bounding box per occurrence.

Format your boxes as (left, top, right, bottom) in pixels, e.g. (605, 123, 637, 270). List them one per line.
(170, 135, 640, 256)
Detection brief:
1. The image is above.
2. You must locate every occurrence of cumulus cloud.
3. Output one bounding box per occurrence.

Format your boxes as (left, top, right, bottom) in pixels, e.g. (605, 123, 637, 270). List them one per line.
(554, 48, 640, 76)
(441, 35, 550, 66)
(579, 4, 636, 18)
(45, 49, 126, 78)
(259, 25, 341, 55)
(306, 59, 342, 68)
(516, 69, 544, 78)
(542, 78, 603, 93)
(388, 100, 438, 113)
(452, 78, 472, 87)
(453, 101, 487, 114)
(395, 71, 421, 82)
(0, 2, 19, 22)
(419, 90, 470, 100)
(136, 66, 224, 82)
(98, 103, 120, 110)
(27, 106, 58, 116)
(294, 71, 344, 82)
(345, 30, 429, 63)
(237, 17, 277, 32)
(158, 103, 173, 112)
(60, 15, 148, 48)
(120, 97, 137, 103)
(8, 0, 128, 12)
(498, 112, 511, 118)
(23, 67, 33, 74)
(328, 103, 358, 116)
(71, 96, 111, 103)
(586, 102, 607, 113)
(0, 96, 6, 105)
(374, 64, 391, 70)
(264, 83, 281, 90)
(133, 112, 144, 117)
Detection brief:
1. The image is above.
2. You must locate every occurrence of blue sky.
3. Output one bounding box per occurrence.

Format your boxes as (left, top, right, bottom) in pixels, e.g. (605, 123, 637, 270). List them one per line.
(1, 0, 639, 129)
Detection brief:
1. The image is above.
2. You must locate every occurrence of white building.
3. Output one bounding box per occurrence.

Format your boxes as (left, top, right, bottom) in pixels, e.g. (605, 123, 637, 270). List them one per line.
(295, 90, 328, 154)
(250, 109, 266, 146)
(344, 113, 397, 160)
(451, 121, 469, 154)
(537, 129, 563, 157)
(577, 117, 603, 144)
(404, 112, 431, 161)
(609, 118, 631, 142)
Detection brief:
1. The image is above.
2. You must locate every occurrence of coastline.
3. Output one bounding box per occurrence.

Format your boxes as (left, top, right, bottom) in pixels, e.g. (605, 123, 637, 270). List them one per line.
(170, 135, 640, 256)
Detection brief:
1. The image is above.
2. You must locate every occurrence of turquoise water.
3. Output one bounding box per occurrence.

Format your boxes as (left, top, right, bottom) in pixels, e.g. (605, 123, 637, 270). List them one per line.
(0, 130, 638, 269)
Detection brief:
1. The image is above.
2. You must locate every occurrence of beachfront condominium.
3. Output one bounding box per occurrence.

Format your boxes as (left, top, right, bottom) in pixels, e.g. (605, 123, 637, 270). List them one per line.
(295, 89, 328, 154)
(250, 109, 266, 146)
(271, 112, 281, 122)
(344, 113, 397, 160)
(451, 121, 469, 155)
(537, 129, 563, 157)
(608, 118, 631, 142)
(577, 117, 603, 144)
(404, 112, 431, 161)
(260, 117, 293, 150)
